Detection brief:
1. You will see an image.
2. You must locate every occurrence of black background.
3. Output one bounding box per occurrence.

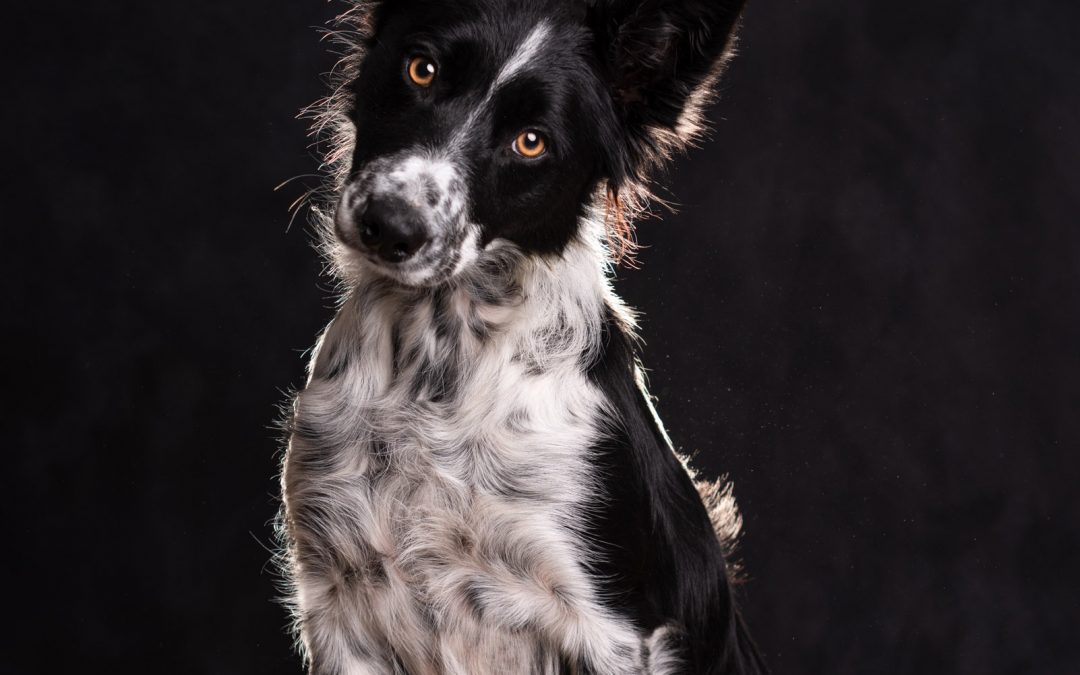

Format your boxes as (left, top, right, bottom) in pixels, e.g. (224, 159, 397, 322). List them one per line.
(6, 1, 1078, 673)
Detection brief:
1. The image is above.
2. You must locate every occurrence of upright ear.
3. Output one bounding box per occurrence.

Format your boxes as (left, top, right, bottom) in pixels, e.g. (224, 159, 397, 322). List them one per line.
(589, 0, 747, 175)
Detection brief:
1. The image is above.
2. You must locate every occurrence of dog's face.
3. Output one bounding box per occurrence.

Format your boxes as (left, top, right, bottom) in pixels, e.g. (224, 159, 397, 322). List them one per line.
(332, 0, 745, 286)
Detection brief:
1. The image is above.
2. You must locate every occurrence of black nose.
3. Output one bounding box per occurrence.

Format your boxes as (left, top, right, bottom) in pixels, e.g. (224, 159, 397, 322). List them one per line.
(358, 196, 430, 263)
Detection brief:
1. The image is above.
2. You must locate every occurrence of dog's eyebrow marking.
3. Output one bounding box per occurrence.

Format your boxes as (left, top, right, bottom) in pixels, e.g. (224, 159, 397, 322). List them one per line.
(496, 23, 550, 86)
(447, 22, 549, 152)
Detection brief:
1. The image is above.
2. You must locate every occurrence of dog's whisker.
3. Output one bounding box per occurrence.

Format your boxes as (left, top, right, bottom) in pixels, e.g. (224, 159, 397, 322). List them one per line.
(274, 174, 321, 192)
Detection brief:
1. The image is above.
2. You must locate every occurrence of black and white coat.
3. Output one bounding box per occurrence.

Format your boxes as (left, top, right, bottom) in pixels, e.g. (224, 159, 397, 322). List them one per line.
(280, 1, 765, 673)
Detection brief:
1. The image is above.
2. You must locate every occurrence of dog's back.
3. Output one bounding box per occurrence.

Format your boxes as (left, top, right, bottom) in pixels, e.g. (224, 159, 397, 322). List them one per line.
(280, 1, 764, 673)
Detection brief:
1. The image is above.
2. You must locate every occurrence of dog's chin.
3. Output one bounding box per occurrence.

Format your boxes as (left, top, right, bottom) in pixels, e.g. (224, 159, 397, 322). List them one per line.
(367, 257, 459, 288)
(336, 235, 479, 289)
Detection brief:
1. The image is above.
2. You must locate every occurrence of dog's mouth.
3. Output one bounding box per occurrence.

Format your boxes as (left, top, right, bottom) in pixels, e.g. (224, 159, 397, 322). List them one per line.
(339, 229, 480, 288)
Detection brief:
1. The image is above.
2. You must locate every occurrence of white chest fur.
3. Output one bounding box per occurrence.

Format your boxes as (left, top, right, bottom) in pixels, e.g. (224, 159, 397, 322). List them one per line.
(282, 241, 655, 675)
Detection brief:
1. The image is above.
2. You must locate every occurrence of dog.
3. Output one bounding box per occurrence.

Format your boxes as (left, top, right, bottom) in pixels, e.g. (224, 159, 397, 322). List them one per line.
(279, 0, 765, 673)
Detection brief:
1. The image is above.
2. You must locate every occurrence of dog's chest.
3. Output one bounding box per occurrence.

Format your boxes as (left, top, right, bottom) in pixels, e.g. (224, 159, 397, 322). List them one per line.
(315, 340, 601, 553)
(286, 284, 610, 668)
(307, 287, 602, 516)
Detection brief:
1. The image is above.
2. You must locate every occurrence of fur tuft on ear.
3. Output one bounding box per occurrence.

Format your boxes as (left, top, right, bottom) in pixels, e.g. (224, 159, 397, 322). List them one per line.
(589, 0, 747, 179)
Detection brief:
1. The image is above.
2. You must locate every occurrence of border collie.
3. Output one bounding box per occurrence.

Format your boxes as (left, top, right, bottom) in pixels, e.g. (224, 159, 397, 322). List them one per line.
(280, 1, 765, 673)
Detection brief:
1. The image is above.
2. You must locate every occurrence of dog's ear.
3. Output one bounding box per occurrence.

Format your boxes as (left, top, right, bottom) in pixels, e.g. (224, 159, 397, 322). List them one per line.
(589, 0, 747, 173)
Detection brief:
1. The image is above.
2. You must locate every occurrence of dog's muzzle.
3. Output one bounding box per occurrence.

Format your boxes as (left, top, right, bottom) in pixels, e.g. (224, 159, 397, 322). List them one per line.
(334, 153, 478, 285)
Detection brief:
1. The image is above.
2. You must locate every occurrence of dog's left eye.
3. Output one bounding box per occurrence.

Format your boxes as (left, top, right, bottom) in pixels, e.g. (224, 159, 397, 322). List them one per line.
(513, 130, 547, 159)
(407, 55, 437, 87)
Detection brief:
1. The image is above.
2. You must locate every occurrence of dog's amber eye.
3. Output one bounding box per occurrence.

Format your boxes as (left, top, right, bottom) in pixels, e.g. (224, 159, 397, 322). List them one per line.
(513, 130, 546, 158)
(407, 56, 437, 87)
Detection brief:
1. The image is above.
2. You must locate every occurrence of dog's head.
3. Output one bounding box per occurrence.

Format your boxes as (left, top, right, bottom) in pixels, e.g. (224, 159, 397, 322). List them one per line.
(325, 0, 746, 286)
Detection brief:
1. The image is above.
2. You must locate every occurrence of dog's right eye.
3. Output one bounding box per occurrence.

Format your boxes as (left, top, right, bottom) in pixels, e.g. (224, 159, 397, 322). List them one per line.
(407, 56, 437, 87)
(513, 130, 547, 159)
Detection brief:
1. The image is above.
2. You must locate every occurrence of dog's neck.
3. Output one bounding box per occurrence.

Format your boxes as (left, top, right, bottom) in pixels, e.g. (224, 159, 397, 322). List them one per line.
(309, 216, 630, 390)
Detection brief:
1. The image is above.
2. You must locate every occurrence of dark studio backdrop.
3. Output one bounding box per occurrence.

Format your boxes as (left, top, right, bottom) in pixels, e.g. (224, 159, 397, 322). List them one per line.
(6, 1, 1078, 673)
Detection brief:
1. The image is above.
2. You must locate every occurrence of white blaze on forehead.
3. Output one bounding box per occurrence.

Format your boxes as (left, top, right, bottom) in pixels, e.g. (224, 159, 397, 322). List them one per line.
(496, 22, 551, 86)
(449, 22, 552, 149)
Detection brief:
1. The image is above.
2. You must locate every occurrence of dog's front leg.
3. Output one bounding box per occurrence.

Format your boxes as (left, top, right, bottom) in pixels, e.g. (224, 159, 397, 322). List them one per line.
(426, 512, 647, 675)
